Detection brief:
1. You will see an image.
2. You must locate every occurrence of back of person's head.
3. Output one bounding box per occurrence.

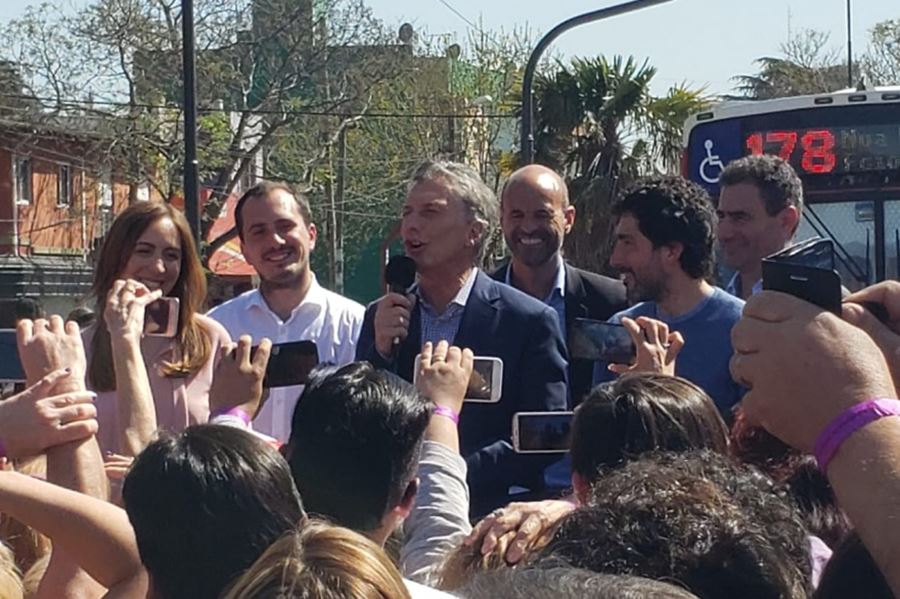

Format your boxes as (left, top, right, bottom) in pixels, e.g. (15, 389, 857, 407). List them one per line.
(731, 411, 849, 547)
(540, 451, 810, 599)
(222, 519, 411, 599)
(720, 154, 804, 221)
(13, 297, 44, 324)
(122, 425, 304, 599)
(459, 567, 699, 599)
(612, 175, 717, 279)
(814, 532, 892, 599)
(287, 362, 432, 532)
(571, 374, 729, 484)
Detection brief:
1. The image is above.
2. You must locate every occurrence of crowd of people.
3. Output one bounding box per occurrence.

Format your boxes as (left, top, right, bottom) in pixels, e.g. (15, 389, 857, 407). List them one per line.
(0, 153, 897, 598)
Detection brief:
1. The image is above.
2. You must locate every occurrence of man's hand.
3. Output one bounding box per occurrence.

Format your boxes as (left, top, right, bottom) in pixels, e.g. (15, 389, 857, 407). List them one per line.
(844, 281, 900, 388)
(0, 369, 98, 458)
(415, 341, 473, 413)
(730, 291, 895, 452)
(373, 293, 415, 357)
(464, 499, 575, 564)
(17, 316, 88, 392)
(104, 279, 163, 342)
(209, 335, 272, 419)
(609, 316, 684, 376)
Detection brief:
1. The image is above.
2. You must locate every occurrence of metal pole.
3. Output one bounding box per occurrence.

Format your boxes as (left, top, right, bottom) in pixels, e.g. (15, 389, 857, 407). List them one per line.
(520, 0, 675, 164)
(181, 0, 200, 243)
(846, 0, 853, 87)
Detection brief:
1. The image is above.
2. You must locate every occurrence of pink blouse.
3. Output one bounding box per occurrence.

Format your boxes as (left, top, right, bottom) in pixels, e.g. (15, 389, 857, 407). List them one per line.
(84, 314, 232, 454)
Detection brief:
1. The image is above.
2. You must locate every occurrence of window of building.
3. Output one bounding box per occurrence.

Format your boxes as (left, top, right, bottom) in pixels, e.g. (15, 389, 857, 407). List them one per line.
(99, 168, 112, 210)
(58, 164, 72, 207)
(14, 156, 32, 204)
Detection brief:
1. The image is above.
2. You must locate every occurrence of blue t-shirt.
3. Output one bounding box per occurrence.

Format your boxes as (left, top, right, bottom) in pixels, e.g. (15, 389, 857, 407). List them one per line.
(592, 287, 745, 416)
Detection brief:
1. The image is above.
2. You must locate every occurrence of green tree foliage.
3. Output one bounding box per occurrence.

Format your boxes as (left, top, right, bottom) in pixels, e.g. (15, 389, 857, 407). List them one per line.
(530, 55, 708, 273)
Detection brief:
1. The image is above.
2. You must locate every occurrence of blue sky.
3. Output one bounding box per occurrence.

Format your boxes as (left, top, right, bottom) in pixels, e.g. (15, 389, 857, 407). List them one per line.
(1, 0, 896, 95)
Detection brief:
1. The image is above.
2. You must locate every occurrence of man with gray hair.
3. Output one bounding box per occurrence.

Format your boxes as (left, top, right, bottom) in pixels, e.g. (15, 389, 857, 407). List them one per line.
(356, 159, 569, 516)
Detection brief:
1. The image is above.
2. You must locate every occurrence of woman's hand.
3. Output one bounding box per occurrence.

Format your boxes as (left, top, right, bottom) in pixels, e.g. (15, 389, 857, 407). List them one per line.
(104, 279, 162, 343)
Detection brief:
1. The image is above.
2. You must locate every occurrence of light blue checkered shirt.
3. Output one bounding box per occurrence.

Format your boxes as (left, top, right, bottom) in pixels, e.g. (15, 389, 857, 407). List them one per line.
(417, 269, 478, 345)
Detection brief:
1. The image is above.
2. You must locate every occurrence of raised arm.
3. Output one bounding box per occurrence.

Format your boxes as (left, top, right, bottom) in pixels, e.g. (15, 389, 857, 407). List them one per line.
(17, 316, 109, 598)
(731, 290, 900, 594)
(104, 280, 162, 456)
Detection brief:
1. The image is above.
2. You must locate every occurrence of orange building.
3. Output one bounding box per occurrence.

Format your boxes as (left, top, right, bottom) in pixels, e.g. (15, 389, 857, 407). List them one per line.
(0, 117, 151, 321)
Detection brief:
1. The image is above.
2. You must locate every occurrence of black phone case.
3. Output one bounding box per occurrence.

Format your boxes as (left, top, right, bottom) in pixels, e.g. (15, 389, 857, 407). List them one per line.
(761, 261, 842, 314)
(260, 341, 319, 388)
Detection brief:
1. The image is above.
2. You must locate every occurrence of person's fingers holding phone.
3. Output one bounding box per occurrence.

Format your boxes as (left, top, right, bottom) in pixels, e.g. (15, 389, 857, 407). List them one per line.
(104, 278, 163, 341)
(609, 316, 677, 376)
(209, 335, 272, 420)
(845, 281, 900, 333)
(415, 340, 473, 412)
(843, 301, 900, 390)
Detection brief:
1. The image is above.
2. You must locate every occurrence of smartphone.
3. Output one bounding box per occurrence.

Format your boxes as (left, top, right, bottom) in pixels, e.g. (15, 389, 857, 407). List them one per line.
(0, 329, 25, 382)
(253, 340, 319, 388)
(413, 355, 504, 403)
(144, 298, 180, 337)
(762, 238, 842, 314)
(512, 411, 575, 454)
(569, 318, 636, 364)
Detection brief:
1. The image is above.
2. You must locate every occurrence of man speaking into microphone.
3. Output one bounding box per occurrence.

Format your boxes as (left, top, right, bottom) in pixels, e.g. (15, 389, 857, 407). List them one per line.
(356, 160, 568, 515)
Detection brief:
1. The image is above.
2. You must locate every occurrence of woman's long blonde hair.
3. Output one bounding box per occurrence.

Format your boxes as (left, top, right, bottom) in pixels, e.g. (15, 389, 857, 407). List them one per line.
(89, 202, 211, 391)
(223, 519, 411, 599)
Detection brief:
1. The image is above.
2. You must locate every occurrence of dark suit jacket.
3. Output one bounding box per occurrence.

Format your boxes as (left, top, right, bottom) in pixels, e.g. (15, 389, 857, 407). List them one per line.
(491, 262, 627, 404)
(356, 270, 569, 514)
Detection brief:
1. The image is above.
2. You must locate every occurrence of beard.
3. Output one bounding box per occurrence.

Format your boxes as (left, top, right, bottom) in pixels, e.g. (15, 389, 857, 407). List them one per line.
(623, 270, 666, 304)
(258, 262, 307, 292)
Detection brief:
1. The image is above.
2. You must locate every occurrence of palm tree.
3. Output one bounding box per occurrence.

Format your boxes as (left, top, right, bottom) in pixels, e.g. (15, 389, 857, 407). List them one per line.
(530, 55, 707, 273)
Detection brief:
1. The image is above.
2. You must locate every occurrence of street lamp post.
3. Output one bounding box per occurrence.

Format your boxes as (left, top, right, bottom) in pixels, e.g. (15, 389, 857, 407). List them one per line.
(181, 0, 200, 243)
(520, 0, 676, 164)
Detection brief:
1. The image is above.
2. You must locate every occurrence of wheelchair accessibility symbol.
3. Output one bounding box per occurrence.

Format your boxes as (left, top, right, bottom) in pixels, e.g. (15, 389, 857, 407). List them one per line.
(699, 139, 725, 184)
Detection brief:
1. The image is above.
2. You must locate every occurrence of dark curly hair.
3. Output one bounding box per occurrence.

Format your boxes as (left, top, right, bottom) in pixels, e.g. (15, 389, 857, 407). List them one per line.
(613, 176, 716, 279)
(719, 154, 804, 222)
(539, 451, 811, 599)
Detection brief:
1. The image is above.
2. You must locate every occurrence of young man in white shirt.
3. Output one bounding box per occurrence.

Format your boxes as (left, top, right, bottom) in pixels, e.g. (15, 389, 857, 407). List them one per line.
(208, 181, 364, 440)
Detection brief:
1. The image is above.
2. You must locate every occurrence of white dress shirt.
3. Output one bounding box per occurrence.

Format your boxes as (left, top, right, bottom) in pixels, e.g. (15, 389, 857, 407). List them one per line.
(207, 275, 365, 441)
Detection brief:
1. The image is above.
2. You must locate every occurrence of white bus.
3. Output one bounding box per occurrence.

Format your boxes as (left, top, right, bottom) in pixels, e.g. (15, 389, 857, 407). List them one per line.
(683, 87, 900, 287)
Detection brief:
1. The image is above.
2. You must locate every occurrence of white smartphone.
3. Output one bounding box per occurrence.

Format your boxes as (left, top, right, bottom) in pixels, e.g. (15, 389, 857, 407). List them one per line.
(144, 297, 180, 338)
(413, 354, 503, 403)
(512, 411, 575, 454)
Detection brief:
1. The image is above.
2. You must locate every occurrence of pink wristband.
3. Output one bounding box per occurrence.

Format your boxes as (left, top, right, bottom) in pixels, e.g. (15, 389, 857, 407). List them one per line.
(210, 407, 252, 427)
(433, 405, 459, 425)
(813, 398, 900, 472)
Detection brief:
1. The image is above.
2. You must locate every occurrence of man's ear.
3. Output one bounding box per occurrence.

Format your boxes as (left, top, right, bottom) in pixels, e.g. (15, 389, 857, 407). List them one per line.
(469, 219, 485, 248)
(308, 223, 317, 252)
(392, 478, 419, 521)
(779, 206, 800, 237)
(662, 241, 684, 268)
(563, 205, 576, 234)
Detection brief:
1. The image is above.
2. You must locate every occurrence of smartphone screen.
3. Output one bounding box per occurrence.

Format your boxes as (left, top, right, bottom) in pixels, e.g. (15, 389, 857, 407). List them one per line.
(513, 411, 574, 453)
(569, 318, 636, 364)
(144, 298, 180, 337)
(413, 355, 503, 403)
(254, 341, 319, 388)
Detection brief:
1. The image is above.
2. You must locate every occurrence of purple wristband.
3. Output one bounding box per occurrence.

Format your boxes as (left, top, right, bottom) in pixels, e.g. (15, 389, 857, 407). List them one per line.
(813, 398, 900, 472)
(433, 405, 459, 425)
(209, 407, 252, 427)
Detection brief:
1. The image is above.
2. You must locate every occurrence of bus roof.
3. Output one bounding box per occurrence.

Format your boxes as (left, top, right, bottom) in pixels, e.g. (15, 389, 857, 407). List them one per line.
(683, 87, 900, 146)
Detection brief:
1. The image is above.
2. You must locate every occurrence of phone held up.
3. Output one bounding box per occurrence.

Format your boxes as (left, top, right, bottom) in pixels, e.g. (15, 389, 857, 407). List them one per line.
(569, 317, 636, 364)
(251, 340, 320, 389)
(413, 354, 504, 403)
(144, 297, 180, 337)
(512, 411, 575, 454)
